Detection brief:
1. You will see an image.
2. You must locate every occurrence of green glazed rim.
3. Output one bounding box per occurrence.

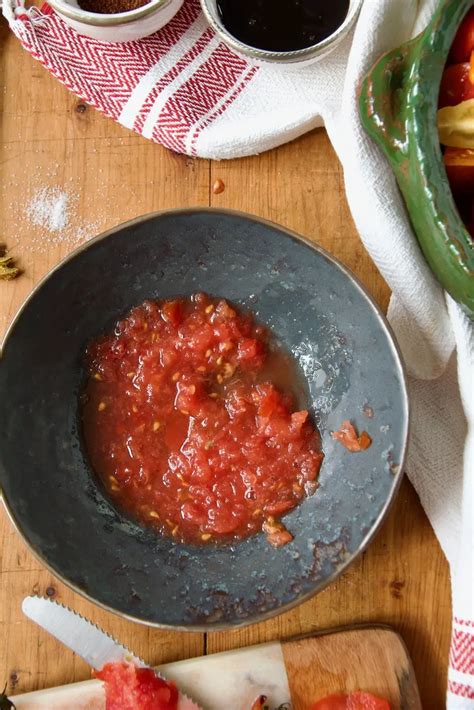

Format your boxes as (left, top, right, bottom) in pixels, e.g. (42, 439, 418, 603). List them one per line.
(359, 0, 474, 318)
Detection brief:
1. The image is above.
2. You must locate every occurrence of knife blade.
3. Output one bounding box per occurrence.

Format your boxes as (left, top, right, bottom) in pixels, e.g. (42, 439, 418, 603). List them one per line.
(22, 596, 203, 710)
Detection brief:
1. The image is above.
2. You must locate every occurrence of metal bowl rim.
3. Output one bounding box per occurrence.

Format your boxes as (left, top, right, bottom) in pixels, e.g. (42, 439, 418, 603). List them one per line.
(0, 206, 410, 631)
(198, 0, 363, 64)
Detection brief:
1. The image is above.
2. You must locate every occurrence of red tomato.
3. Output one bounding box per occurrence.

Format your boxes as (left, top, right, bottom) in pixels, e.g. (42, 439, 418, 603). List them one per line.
(309, 691, 390, 710)
(449, 8, 474, 64)
(444, 147, 474, 194)
(96, 662, 178, 710)
(439, 63, 474, 108)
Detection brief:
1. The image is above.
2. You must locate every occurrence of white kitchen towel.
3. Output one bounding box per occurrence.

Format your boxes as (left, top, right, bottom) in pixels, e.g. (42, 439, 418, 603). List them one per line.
(2, 0, 408, 160)
(324, 1, 474, 707)
(3, 0, 352, 158)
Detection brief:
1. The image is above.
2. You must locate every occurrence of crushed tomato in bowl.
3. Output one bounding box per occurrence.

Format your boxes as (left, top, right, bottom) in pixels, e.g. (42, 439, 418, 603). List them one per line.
(82, 293, 323, 547)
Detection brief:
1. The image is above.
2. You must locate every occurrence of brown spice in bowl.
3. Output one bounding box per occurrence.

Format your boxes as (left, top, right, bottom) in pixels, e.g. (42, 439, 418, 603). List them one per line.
(78, 0, 149, 13)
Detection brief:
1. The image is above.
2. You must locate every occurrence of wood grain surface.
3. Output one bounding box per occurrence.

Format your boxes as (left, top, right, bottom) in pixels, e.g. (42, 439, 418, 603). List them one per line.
(0, 19, 452, 709)
(282, 628, 422, 710)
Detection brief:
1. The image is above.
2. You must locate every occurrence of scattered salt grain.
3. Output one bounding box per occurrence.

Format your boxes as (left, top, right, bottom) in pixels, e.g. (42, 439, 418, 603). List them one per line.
(26, 187, 71, 232)
(3, 163, 107, 254)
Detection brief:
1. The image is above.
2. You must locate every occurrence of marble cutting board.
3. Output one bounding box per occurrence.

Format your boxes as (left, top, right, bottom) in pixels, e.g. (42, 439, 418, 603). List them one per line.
(11, 626, 422, 710)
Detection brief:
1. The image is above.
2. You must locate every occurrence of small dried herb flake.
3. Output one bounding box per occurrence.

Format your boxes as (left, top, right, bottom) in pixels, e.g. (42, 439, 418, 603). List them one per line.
(0, 246, 20, 280)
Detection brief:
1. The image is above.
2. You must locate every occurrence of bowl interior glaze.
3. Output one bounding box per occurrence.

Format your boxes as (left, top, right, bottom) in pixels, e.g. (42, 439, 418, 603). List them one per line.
(0, 209, 408, 629)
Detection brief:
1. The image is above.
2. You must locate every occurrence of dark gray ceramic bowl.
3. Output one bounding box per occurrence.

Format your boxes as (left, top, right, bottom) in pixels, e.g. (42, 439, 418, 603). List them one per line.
(0, 209, 408, 629)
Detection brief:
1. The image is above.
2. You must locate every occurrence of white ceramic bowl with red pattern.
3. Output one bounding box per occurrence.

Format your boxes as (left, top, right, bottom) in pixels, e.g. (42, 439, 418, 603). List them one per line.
(47, 0, 183, 42)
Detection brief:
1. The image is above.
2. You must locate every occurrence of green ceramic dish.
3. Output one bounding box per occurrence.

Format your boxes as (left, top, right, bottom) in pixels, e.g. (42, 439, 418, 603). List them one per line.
(359, 0, 474, 318)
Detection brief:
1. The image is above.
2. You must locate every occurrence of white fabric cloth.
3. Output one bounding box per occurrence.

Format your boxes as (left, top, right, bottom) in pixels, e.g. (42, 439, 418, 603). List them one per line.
(322, 1, 473, 707)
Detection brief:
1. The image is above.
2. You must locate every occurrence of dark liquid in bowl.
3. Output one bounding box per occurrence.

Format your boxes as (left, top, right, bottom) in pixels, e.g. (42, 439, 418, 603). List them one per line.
(216, 0, 350, 52)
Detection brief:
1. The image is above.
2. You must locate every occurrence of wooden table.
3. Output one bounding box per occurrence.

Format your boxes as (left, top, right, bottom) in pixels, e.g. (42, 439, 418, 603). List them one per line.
(0, 19, 452, 708)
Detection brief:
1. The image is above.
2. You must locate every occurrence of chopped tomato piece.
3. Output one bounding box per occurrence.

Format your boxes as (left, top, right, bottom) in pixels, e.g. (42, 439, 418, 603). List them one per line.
(251, 695, 268, 709)
(161, 300, 182, 327)
(449, 8, 474, 64)
(262, 517, 294, 547)
(96, 662, 178, 710)
(291, 410, 309, 431)
(332, 420, 372, 452)
(309, 691, 390, 710)
(439, 63, 474, 108)
(238, 337, 263, 363)
(256, 384, 285, 419)
(215, 299, 236, 319)
(266, 528, 294, 547)
(358, 431, 372, 450)
(444, 147, 474, 193)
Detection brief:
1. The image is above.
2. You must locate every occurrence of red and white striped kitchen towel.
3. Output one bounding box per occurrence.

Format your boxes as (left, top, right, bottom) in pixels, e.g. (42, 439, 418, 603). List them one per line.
(3, 0, 353, 159)
(3, 0, 474, 705)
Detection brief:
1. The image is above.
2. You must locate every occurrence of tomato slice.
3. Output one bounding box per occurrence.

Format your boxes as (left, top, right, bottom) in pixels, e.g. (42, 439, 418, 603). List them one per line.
(449, 8, 474, 64)
(309, 691, 390, 710)
(444, 147, 474, 194)
(439, 63, 474, 108)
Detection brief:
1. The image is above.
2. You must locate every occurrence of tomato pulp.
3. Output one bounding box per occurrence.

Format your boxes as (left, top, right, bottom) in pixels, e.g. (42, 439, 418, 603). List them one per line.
(96, 663, 178, 710)
(82, 294, 323, 546)
(308, 691, 390, 710)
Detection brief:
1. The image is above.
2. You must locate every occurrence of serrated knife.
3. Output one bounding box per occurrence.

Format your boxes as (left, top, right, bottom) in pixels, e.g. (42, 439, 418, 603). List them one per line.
(22, 596, 203, 710)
